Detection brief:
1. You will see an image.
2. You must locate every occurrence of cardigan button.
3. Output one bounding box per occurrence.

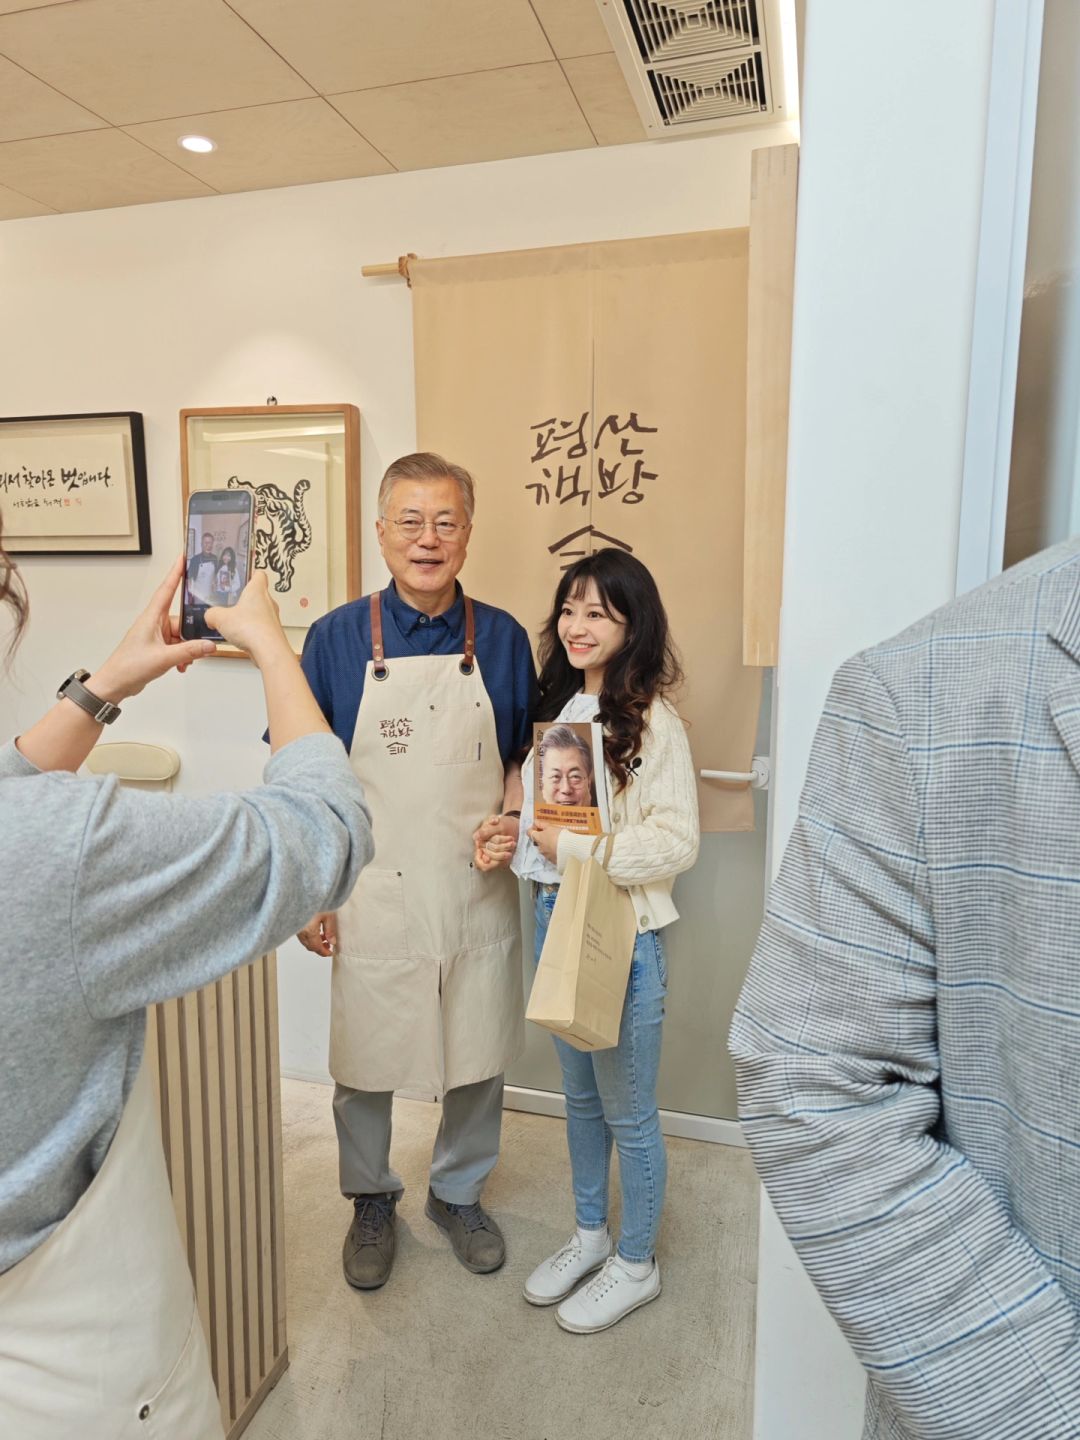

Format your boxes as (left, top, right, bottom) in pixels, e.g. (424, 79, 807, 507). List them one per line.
(639, 915, 649, 929)
(139, 1404, 151, 1421)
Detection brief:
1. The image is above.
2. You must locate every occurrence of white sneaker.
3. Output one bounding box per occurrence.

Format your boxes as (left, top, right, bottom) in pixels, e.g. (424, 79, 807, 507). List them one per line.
(555, 1255, 661, 1333)
(523, 1232, 612, 1307)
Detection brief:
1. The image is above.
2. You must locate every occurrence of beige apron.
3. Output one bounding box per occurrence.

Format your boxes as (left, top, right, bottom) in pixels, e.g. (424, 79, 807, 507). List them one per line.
(0, 1058, 223, 1440)
(329, 593, 524, 1095)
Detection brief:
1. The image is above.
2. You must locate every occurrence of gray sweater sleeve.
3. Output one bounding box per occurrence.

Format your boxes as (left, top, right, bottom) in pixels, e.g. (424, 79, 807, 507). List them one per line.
(0, 739, 39, 780)
(68, 732, 373, 1018)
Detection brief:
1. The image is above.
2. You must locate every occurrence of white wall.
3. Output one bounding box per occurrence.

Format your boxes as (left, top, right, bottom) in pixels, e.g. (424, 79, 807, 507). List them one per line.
(0, 123, 792, 1079)
(755, 0, 997, 1435)
(1006, 0, 1080, 564)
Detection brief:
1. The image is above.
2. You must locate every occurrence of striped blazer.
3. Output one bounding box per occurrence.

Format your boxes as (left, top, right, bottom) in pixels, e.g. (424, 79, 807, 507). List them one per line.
(731, 539, 1080, 1439)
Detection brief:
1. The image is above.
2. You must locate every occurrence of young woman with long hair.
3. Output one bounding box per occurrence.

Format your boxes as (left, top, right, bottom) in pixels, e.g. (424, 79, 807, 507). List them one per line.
(478, 547, 699, 1333)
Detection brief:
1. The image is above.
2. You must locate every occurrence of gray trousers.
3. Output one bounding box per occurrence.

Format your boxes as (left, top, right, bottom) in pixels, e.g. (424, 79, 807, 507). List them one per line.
(333, 1074, 505, 1206)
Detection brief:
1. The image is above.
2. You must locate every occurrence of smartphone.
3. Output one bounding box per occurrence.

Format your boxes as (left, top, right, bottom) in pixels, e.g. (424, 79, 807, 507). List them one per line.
(181, 488, 255, 641)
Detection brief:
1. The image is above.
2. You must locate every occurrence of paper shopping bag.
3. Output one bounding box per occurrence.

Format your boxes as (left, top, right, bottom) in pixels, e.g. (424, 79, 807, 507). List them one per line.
(526, 835, 637, 1052)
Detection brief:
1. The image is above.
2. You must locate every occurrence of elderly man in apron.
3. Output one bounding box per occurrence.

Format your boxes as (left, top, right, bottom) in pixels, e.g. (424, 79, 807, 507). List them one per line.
(296, 452, 535, 1290)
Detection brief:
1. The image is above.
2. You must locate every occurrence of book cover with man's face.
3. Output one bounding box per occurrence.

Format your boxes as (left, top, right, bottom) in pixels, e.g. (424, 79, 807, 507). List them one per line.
(534, 721, 610, 835)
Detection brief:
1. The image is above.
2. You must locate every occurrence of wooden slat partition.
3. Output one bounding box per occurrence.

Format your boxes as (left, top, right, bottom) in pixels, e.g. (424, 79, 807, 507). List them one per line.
(743, 142, 800, 667)
(145, 954, 288, 1439)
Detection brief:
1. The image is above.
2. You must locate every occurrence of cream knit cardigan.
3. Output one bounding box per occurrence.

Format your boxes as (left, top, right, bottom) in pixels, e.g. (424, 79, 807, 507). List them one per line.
(554, 697, 700, 933)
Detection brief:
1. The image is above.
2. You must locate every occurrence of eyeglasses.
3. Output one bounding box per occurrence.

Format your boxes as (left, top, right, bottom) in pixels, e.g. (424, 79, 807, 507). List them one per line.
(387, 517, 468, 541)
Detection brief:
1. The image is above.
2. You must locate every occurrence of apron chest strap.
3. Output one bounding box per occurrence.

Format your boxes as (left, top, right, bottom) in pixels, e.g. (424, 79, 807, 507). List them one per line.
(369, 592, 476, 679)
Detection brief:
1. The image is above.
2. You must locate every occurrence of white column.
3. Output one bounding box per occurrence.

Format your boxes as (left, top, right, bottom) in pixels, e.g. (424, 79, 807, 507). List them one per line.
(755, 1, 1003, 1435)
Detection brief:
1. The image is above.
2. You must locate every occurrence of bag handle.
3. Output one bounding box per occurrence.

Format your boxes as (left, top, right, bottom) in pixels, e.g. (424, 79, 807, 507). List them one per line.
(589, 833, 616, 869)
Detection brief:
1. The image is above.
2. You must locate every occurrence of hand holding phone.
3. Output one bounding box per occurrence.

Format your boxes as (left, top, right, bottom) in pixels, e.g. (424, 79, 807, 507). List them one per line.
(182, 488, 256, 641)
(205, 571, 289, 661)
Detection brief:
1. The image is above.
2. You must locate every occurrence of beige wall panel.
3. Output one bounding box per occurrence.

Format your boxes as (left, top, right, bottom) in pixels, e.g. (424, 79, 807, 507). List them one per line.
(0, 0, 313, 125)
(531, 0, 614, 57)
(743, 143, 798, 666)
(263, 959, 287, 1357)
(0, 129, 213, 211)
(216, 969, 244, 1427)
(0, 182, 53, 219)
(198, 983, 231, 1407)
(331, 64, 595, 172)
(413, 231, 760, 832)
(562, 53, 647, 146)
(125, 99, 394, 193)
(234, 962, 259, 1409)
(230, 0, 551, 95)
(148, 959, 290, 1438)
(0, 54, 103, 142)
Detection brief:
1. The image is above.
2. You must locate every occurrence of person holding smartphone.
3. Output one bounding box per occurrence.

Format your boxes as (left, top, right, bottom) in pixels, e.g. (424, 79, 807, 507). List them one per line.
(0, 529, 374, 1440)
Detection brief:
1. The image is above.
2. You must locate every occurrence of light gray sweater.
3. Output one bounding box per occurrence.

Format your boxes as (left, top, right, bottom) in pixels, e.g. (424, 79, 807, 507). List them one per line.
(0, 732, 373, 1274)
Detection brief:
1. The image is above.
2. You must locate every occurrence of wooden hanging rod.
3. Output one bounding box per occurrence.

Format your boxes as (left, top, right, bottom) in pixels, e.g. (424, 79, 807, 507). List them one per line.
(361, 253, 418, 285)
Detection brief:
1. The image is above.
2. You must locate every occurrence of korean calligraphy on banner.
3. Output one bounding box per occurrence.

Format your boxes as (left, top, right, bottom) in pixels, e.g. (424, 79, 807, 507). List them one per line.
(411, 231, 761, 832)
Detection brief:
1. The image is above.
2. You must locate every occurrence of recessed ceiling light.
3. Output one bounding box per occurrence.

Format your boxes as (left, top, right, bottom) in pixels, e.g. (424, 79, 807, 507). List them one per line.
(179, 135, 216, 154)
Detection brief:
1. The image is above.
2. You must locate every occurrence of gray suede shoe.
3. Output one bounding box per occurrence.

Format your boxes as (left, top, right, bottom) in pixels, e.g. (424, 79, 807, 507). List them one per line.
(342, 1195, 396, 1290)
(424, 1189, 505, 1274)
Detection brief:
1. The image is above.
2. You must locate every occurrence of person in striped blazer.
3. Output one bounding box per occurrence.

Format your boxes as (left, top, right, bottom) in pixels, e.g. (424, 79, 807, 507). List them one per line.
(731, 537, 1080, 1439)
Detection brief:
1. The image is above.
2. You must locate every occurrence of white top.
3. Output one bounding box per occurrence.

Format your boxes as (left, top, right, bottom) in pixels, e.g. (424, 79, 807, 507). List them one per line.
(511, 691, 601, 884)
(555, 698, 699, 933)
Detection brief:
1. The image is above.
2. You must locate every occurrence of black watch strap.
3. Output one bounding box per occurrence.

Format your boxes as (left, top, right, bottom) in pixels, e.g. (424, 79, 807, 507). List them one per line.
(57, 669, 122, 725)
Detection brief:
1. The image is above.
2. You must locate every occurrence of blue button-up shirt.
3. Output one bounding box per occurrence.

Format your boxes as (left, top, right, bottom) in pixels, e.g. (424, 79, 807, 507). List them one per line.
(296, 582, 536, 765)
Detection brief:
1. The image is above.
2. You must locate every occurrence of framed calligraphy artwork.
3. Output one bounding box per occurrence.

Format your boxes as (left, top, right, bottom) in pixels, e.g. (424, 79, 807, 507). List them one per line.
(0, 411, 150, 555)
(180, 404, 361, 659)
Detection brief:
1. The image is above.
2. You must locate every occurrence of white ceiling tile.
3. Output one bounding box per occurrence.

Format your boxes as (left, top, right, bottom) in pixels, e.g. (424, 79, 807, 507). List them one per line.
(0, 0, 314, 126)
(0, 181, 53, 217)
(530, 0, 613, 58)
(125, 99, 394, 192)
(0, 54, 105, 141)
(563, 53, 645, 146)
(0, 129, 215, 210)
(229, 0, 553, 94)
(332, 64, 595, 172)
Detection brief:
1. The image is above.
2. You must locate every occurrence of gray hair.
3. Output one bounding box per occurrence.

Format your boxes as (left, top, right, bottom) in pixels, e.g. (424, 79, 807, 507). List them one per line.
(539, 724, 594, 776)
(377, 452, 475, 523)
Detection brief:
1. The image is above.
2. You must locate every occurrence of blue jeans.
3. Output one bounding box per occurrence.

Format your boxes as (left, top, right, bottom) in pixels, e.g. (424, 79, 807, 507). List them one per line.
(532, 884, 668, 1263)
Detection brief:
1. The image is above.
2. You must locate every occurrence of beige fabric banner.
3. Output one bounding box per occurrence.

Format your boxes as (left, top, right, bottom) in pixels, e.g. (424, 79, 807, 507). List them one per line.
(412, 231, 760, 831)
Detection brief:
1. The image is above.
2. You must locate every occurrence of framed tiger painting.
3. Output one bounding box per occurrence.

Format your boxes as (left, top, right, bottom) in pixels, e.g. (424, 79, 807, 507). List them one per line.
(180, 404, 361, 658)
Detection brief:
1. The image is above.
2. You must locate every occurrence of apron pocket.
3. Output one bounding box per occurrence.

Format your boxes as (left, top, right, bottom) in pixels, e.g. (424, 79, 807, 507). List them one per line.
(468, 863, 519, 949)
(139, 1303, 222, 1439)
(340, 867, 409, 959)
(432, 700, 485, 766)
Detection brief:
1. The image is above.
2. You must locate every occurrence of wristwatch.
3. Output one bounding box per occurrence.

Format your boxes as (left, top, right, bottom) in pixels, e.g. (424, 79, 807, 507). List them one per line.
(57, 669, 122, 725)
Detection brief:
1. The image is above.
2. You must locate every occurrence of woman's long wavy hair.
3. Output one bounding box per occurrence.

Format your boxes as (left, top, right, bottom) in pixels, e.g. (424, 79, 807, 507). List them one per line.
(535, 549, 682, 792)
(0, 513, 28, 657)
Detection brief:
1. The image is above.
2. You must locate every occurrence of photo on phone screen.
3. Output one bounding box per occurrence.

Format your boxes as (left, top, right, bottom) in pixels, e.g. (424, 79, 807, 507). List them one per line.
(182, 488, 255, 641)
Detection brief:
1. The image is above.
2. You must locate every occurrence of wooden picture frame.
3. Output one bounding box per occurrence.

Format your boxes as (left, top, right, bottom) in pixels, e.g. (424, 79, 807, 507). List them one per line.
(0, 411, 151, 555)
(180, 405, 361, 658)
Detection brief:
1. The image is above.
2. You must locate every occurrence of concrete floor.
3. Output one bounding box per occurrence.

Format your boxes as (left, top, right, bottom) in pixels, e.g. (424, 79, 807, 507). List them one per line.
(245, 1079, 758, 1440)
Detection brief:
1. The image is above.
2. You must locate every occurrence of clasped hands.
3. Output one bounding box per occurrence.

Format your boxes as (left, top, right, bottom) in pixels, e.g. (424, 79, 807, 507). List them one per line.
(298, 815, 559, 957)
(473, 813, 558, 871)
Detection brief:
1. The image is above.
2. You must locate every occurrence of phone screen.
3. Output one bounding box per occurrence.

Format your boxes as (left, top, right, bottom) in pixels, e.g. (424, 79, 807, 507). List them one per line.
(182, 489, 254, 641)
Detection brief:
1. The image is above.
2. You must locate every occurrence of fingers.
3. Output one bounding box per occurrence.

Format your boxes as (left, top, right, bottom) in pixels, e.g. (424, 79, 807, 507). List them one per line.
(297, 926, 330, 957)
(298, 914, 336, 957)
(170, 638, 217, 668)
(149, 555, 186, 614)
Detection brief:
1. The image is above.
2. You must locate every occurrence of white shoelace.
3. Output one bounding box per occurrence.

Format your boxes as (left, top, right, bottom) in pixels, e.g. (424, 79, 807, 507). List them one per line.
(550, 1238, 585, 1273)
(582, 1256, 626, 1300)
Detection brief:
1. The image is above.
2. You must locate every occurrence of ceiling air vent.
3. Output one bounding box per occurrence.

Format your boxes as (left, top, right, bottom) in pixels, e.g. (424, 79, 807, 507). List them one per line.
(596, 0, 791, 137)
